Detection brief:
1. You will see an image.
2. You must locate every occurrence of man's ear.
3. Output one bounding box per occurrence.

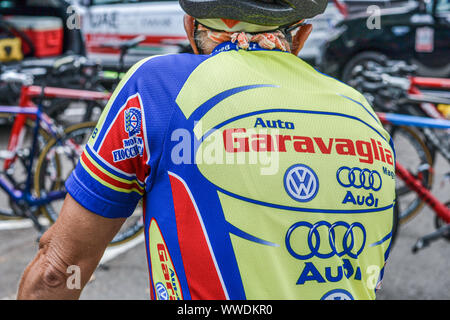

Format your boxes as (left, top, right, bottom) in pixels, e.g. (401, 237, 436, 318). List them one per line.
(291, 24, 313, 56)
(184, 14, 200, 54)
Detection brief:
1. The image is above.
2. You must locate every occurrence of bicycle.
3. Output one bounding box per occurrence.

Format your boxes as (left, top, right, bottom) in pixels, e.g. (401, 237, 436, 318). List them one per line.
(1, 55, 107, 126)
(351, 61, 450, 224)
(7, 36, 147, 125)
(0, 72, 95, 234)
(0, 70, 144, 246)
(352, 61, 450, 163)
(378, 111, 450, 252)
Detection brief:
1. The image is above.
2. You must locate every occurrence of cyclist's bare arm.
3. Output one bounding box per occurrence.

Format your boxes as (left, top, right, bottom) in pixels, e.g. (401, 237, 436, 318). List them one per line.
(17, 194, 125, 300)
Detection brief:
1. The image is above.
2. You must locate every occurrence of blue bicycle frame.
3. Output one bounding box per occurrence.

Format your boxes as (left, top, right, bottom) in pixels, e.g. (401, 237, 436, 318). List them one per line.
(377, 112, 450, 129)
(0, 104, 66, 218)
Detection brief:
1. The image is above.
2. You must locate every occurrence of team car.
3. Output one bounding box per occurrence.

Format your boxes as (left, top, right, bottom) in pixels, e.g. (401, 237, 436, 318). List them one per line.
(318, 0, 450, 82)
(71, 0, 347, 67)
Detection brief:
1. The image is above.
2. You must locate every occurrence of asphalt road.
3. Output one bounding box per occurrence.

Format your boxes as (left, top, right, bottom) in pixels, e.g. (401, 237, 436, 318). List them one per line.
(0, 125, 448, 300)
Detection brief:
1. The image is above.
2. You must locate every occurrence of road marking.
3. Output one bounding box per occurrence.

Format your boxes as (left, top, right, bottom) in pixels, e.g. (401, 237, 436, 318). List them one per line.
(0, 218, 49, 230)
(0, 218, 143, 265)
(99, 234, 145, 266)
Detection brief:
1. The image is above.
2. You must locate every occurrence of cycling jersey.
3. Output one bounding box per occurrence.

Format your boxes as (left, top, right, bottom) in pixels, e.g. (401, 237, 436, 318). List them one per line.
(66, 41, 396, 300)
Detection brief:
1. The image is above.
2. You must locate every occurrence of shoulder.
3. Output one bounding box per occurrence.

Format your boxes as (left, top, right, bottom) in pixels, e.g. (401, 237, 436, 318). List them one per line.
(129, 53, 211, 83)
(307, 64, 367, 102)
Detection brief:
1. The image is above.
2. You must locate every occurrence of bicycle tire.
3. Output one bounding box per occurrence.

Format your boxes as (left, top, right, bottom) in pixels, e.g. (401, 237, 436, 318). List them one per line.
(390, 196, 400, 248)
(402, 104, 446, 164)
(34, 121, 144, 246)
(0, 113, 52, 220)
(341, 51, 388, 84)
(389, 125, 435, 225)
(41, 97, 105, 126)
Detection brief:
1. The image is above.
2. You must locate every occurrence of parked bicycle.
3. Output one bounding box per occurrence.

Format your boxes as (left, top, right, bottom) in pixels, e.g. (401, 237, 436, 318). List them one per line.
(0, 54, 107, 126)
(378, 112, 450, 253)
(0, 70, 143, 245)
(351, 60, 450, 225)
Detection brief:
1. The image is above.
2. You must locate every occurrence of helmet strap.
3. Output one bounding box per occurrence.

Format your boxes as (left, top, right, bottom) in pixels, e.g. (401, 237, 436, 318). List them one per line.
(183, 14, 201, 54)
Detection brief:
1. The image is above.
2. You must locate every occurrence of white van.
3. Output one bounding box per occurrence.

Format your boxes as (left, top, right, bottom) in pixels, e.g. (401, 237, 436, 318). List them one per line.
(71, 0, 345, 67)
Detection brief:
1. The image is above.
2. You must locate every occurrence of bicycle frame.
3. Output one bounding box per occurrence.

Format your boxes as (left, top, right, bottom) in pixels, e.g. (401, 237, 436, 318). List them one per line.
(0, 84, 110, 219)
(407, 75, 450, 120)
(409, 76, 450, 91)
(396, 162, 450, 223)
(4, 84, 111, 171)
(0, 103, 65, 214)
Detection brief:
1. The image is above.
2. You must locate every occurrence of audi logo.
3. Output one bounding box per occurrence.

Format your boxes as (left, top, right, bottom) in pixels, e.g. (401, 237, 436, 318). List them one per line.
(336, 167, 382, 191)
(285, 221, 366, 260)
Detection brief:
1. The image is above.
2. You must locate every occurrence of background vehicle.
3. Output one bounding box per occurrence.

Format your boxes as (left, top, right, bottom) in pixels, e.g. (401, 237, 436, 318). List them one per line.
(318, 0, 450, 83)
(0, 0, 89, 112)
(343, 0, 410, 14)
(71, 0, 186, 68)
(0, 0, 85, 59)
(71, 0, 348, 67)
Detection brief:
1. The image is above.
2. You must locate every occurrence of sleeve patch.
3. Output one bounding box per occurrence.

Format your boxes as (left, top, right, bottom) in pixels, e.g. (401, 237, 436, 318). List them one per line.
(94, 93, 150, 183)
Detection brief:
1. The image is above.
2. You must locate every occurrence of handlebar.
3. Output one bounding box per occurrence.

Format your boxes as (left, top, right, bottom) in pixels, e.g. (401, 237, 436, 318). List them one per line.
(408, 93, 450, 106)
(16, 55, 100, 78)
(100, 35, 146, 52)
(99, 35, 146, 72)
(354, 73, 409, 92)
(366, 60, 418, 76)
(359, 80, 388, 92)
(0, 70, 33, 86)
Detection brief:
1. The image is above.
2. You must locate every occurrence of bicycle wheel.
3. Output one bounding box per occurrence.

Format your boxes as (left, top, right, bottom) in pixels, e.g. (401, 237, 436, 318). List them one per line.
(0, 113, 52, 220)
(391, 196, 400, 248)
(43, 98, 105, 127)
(34, 121, 144, 246)
(403, 104, 448, 164)
(388, 125, 434, 224)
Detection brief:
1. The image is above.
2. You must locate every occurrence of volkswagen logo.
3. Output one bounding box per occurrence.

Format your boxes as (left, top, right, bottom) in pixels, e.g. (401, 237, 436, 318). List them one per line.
(284, 164, 319, 202)
(336, 166, 382, 191)
(285, 221, 366, 260)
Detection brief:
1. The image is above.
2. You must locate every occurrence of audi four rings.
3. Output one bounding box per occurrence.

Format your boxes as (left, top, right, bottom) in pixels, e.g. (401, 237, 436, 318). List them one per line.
(285, 221, 367, 260)
(336, 166, 382, 191)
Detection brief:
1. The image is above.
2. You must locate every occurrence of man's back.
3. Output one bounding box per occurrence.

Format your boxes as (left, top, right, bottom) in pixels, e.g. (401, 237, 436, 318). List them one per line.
(66, 43, 396, 300)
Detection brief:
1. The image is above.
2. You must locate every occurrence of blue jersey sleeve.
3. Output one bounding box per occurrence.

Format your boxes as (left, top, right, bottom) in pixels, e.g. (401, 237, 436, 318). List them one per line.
(65, 58, 153, 218)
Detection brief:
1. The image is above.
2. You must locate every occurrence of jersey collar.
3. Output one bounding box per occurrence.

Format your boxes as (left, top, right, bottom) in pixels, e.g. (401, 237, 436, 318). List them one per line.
(211, 41, 283, 55)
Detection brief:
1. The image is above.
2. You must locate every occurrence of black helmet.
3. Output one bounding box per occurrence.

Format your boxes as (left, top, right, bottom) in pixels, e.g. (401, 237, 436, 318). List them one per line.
(179, 0, 328, 27)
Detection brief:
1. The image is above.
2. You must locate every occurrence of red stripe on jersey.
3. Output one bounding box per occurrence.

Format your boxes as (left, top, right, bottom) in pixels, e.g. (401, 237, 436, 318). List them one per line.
(168, 174, 227, 300)
(81, 152, 144, 194)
